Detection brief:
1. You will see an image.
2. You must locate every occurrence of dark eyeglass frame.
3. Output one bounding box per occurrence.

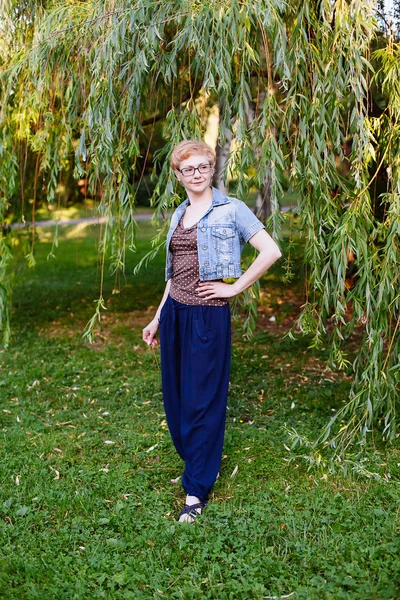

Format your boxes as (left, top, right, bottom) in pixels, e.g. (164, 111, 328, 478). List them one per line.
(177, 163, 213, 177)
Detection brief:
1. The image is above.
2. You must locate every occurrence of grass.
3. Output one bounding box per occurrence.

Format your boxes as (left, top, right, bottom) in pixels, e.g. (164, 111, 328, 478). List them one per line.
(1, 221, 399, 600)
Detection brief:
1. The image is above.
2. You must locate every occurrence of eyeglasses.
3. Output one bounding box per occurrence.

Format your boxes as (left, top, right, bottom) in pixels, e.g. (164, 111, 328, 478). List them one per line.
(177, 163, 213, 177)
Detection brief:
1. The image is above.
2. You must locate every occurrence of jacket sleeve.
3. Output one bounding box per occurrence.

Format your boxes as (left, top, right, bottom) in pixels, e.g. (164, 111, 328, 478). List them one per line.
(235, 200, 265, 242)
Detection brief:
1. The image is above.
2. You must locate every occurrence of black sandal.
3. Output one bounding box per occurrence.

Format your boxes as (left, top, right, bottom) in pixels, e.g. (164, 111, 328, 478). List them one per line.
(178, 501, 207, 523)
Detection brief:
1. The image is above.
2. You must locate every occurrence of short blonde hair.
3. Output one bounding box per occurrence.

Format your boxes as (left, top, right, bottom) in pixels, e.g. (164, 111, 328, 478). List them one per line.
(170, 140, 216, 171)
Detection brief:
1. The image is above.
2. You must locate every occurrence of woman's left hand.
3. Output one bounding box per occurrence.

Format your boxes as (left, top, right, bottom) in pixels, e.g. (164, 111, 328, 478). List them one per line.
(196, 281, 239, 300)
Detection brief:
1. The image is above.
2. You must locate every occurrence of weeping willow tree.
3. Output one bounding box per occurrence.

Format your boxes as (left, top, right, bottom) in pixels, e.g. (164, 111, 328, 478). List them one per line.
(0, 0, 399, 463)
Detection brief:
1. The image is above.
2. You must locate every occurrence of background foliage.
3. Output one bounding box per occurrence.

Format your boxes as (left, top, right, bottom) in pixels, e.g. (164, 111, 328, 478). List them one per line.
(0, 0, 399, 459)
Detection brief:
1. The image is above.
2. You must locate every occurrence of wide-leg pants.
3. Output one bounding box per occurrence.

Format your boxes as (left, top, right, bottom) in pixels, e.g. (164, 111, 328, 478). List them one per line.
(159, 295, 231, 502)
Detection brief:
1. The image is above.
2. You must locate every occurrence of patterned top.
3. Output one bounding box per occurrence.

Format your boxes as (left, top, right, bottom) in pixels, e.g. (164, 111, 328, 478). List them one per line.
(169, 217, 227, 306)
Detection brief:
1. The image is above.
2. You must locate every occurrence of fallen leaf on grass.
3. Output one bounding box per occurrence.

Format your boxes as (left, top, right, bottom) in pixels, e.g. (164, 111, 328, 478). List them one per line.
(27, 380, 40, 389)
(231, 465, 238, 478)
(264, 592, 295, 599)
(104, 440, 116, 445)
(50, 467, 60, 480)
(146, 444, 158, 453)
(15, 475, 20, 486)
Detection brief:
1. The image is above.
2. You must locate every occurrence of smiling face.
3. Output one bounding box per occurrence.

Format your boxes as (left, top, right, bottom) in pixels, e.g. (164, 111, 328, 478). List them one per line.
(175, 153, 214, 196)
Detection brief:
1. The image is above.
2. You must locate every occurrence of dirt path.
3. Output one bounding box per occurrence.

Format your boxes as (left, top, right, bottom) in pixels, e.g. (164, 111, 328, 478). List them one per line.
(9, 206, 294, 229)
(9, 213, 154, 229)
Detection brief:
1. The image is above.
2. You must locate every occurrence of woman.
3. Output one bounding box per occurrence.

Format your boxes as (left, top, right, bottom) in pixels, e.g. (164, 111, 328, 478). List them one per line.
(143, 140, 282, 522)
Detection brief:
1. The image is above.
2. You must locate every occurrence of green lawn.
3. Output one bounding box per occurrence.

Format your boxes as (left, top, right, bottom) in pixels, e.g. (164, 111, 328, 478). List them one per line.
(1, 222, 399, 600)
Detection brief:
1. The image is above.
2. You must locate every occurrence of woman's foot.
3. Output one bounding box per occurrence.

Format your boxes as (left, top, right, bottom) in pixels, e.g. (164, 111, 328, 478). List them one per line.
(178, 495, 206, 523)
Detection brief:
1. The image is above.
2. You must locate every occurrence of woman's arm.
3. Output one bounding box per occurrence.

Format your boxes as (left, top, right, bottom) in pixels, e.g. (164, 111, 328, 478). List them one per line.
(196, 230, 281, 300)
(142, 279, 171, 346)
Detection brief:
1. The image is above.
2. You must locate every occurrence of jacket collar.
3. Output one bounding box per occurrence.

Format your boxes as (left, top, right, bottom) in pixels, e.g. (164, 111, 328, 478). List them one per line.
(211, 186, 230, 206)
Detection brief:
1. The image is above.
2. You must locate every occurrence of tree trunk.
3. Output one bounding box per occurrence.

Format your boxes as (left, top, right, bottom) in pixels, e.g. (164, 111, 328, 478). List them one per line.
(245, 87, 272, 220)
(254, 165, 272, 220)
(212, 102, 232, 194)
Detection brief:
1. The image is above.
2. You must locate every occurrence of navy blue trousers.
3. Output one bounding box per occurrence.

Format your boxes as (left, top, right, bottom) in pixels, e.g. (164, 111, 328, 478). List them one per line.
(159, 295, 231, 502)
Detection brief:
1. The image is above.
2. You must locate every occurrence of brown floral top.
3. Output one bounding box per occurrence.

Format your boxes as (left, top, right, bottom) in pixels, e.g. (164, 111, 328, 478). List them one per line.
(169, 217, 227, 306)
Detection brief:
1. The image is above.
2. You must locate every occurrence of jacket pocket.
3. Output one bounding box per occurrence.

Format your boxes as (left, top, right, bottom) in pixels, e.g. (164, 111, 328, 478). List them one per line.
(212, 226, 235, 258)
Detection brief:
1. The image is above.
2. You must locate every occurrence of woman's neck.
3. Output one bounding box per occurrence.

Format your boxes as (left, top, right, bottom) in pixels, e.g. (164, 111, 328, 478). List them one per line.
(186, 186, 213, 206)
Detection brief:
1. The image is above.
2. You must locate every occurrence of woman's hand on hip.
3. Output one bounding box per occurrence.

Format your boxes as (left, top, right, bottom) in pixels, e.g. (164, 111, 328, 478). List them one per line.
(142, 318, 159, 346)
(196, 281, 239, 300)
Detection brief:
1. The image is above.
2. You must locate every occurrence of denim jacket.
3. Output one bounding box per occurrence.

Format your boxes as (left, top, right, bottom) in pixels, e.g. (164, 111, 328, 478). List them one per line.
(165, 187, 265, 281)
